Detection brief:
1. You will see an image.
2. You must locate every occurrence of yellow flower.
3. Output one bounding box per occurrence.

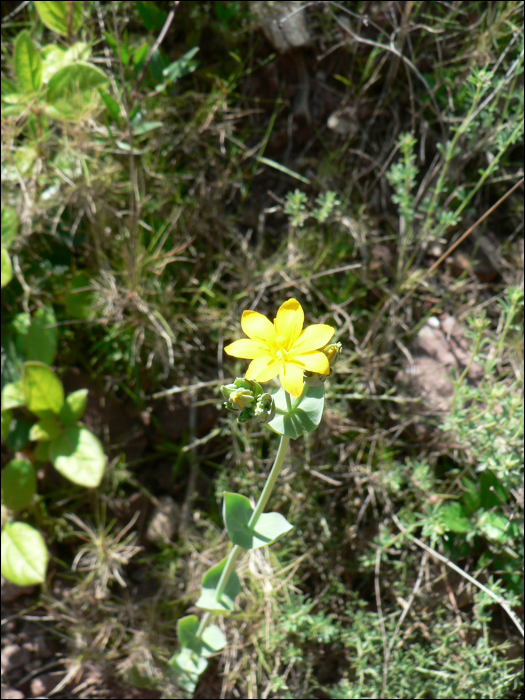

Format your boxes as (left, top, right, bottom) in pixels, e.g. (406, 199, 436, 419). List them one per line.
(224, 299, 335, 397)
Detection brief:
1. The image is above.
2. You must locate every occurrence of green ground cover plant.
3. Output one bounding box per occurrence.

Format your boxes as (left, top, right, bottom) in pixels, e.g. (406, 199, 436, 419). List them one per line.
(1, 1, 523, 698)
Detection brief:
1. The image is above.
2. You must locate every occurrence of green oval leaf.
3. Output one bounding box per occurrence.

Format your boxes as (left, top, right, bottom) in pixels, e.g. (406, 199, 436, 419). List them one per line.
(268, 384, 325, 439)
(65, 272, 93, 319)
(1, 522, 48, 585)
(29, 414, 62, 442)
(11, 312, 31, 355)
(35, 1, 83, 36)
(1, 459, 36, 511)
(14, 31, 43, 92)
(1, 206, 19, 249)
(26, 306, 58, 366)
(46, 62, 109, 105)
(1, 410, 13, 443)
(195, 556, 241, 612)
(49, 425, 106, 487)
(59, 389, 88, 425)
(5, 417, 31, 452)
(34, 440, 50, 462)
(223, 492, 293, 551)
(1, 248, 13, 288)
(23, 362, 64, 416)
(1, 381, 25, 410)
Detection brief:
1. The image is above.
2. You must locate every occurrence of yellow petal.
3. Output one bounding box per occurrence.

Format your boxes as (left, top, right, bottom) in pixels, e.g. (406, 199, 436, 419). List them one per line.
(274, 299, 304, 347)
(241, 310, 276, 345)
(224, 339, 268, 359)
(291, 324, 334, 354)
(246, 356, 280, 383)
(291, 351, 330, 375)
(279, 362, 305, 397)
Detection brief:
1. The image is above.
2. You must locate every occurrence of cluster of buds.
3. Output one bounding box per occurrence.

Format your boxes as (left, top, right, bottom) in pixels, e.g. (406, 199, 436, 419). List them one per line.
(304, 342, 342, 387)
(221, 378, 276, 424)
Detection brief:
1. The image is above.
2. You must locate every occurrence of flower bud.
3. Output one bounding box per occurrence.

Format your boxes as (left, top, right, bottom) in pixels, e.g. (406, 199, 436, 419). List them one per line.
(221, 377, 269, 420)
(253, 393, 276, 423)
(304, 342, 342, 386)
(323, 342, 342, 367)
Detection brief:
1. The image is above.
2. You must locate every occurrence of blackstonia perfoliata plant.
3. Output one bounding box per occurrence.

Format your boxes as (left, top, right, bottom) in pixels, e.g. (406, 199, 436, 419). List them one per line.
(170, 299, 341, 693)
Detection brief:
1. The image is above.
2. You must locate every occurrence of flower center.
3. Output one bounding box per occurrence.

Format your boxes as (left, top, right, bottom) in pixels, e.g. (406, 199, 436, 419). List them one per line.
(275, 335, 289, 361)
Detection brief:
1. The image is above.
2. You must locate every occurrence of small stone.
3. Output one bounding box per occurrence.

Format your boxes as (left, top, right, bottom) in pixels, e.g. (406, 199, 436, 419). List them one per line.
(1, 645, 32, 674)
(33, 635, 53, 659)
(146, 496, 180, 544)
(30, 672, 65, 697)
(0, 686, 25, 699)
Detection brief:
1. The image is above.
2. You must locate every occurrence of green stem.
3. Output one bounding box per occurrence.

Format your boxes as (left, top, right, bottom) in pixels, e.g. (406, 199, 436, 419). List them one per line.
(196, 430, 292, 636)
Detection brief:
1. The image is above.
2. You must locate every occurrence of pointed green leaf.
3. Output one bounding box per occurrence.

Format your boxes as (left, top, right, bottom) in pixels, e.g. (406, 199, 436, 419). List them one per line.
(441, 502, 471, 533)
(49, 426, 106, 487)
(65, 272, 93, 319)
(34, 1, 83, 36)
(1, 459, 36, 511)
(1, 207, 19, 249)
(59, 389, 88, 425)
(195, 556, 241, 612)
(14, 31, 43, 92)
(23, 362, 64, 416)
(26, 305, 58, 366)
(1, 522, 48, 586)
(268, 384, 325, 439)
(162, 47, 199, 84)
(477, 511, 511, 542)
(135, 1, 168, 32)
(1, 248, 13, 288)
(99, 90, 121, 123)
(223, 492, 293, 550)
(1, 381, 25, 410)
(29, 414, 61, 442)
(46, 62, 109, 103)
(1, 410, 13, 443)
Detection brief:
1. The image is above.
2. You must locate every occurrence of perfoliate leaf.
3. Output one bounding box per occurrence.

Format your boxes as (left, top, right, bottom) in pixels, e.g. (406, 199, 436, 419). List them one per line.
(195, 556, 241, 612)
(177, 615, 226, 657)
(268, 383, 325, 439)
(223, 492, 293, 551)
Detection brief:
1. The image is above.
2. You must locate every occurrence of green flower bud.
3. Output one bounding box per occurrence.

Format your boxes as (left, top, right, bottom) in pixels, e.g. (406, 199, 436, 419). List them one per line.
(253, 393, 276, 423)
(221, 377, 266, 417)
